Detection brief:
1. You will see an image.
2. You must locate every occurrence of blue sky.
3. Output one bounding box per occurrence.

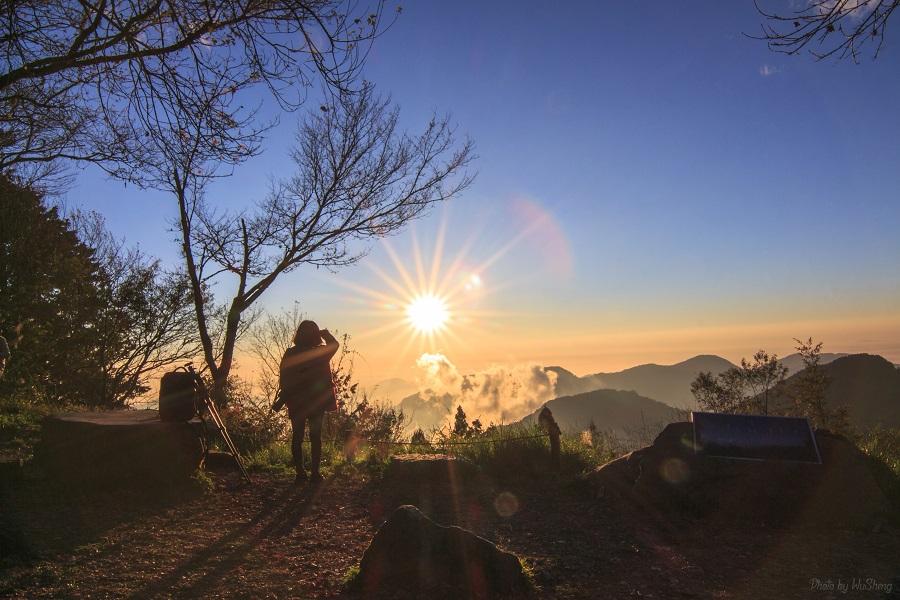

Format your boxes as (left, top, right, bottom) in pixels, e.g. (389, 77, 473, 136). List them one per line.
(65, 1, 900, 384)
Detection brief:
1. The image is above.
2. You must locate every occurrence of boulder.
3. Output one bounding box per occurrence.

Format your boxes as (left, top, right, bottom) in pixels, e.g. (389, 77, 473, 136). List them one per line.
(587, 421, 894, 529)
(35, 410, 204, 488)
(352, 505, 531, 599)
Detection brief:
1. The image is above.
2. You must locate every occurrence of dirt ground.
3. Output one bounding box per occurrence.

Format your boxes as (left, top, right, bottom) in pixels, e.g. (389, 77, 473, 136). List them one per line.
(1, 468, 898, 599)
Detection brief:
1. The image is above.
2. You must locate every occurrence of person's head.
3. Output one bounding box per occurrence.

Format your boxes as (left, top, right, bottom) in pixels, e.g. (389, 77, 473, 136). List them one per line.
(294, 320, 321, 349)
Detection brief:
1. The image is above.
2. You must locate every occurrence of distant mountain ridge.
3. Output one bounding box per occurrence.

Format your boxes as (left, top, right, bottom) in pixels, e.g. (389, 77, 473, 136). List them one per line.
(587, 355, 736, 408)
(518, 388, 681, 439)
(549, 353, 853, 409)
(375, 351, 874, 431)
(779, 352, 849, 375)
(769, 354, 900, 430)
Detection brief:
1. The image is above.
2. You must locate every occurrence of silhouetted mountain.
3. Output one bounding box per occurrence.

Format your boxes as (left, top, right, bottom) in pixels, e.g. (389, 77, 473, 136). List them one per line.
(518, 389, 681, 438)
(396, 392, 455, 433)
(585, 355, 736, 409)
(778, 352, 848, 375)
(771, 354, 900, 430)
(545, 366, 604, 398)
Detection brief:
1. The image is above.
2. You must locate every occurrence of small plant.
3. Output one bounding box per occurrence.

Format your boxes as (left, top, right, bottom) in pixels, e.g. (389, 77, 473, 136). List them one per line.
(191, 469, 215, 493)
(342, 564, 361, 587)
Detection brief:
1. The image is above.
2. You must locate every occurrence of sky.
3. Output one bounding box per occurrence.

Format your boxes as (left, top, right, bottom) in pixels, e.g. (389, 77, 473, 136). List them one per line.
(64, 1, 900, 390)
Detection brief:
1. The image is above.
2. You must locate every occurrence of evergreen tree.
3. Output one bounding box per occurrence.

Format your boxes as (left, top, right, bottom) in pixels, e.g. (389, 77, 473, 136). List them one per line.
(0, 177, 197, 407)
(453, 405, 470, 437)
(0, 176, 106, 404)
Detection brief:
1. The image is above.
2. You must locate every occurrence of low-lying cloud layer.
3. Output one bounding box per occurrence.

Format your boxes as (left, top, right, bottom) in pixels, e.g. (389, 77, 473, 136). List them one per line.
(415, 352, 558, 425)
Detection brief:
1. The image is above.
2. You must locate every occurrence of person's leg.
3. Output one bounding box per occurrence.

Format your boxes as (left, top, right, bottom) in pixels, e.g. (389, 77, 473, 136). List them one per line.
(308, 411, 325, 480)
(290, 412, 308, 481)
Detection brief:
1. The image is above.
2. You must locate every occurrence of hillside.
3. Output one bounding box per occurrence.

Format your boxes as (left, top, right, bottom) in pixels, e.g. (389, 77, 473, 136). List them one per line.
(587, 355, 736, 409)
(772, 354, 900, 430)
(519, 388, 681, 438)
(779, 352, 848, 375)
(545, 366, 604, 398)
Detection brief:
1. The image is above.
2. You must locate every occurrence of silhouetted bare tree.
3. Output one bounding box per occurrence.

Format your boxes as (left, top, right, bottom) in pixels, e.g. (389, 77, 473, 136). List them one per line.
(162, 84, 473, 404)
(0, 0, 394, 184)
(753, 0, 898, 61)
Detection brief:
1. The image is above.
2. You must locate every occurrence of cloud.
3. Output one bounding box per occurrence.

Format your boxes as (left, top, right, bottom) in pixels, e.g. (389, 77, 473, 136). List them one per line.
(759, 64, 780, 77)
(415, 353, 559, 425)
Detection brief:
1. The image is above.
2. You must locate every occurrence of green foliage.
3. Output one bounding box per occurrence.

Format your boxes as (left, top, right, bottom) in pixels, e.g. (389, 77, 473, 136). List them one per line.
(518, 557, 537, 589)
(861, 426, 900, 476)
(410, 428, 429, 445)
(453, 405, 470, 437)
(244, 442, 294, 474)
(858, 426, 900, 509)
(691, 350, 788, 415)
(342, 564, 361, 587)
(217, 377, 288, 455)
(435, 423, 611, 480)
(190, 469, 215, 493)
(785, 338, 850, 434)
(0, 396, 49, 460)
(691, 339, 852, 435)
(0, 177, 197, 408)
(0, 176, 107, 406)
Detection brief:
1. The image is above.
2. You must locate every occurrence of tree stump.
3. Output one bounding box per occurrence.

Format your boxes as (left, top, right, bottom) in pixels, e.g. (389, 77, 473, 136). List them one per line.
(35, 410, 204, 488)
(374, 454, 493, 534)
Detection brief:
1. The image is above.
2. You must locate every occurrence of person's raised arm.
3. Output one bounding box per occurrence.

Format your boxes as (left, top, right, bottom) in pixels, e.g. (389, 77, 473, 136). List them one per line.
(319, 329, 340, 360)
(280, 329, 341, 370)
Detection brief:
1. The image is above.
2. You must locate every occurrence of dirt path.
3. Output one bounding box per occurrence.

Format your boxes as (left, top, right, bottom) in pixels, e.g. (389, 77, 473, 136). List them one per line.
(1, 470, 898, 599)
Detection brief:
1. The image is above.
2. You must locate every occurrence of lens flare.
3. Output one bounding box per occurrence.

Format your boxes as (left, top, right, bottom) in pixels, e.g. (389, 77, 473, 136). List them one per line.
(324, 206, 567, 369)
(406, 294, 449, 333)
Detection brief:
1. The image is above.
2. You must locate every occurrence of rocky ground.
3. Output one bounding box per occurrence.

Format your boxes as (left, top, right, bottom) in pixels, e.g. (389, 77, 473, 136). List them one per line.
(1, 467, 898, 599)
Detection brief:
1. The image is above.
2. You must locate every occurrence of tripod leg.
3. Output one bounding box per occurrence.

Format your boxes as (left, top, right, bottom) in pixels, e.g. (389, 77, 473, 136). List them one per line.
(204, 399, 251, 484)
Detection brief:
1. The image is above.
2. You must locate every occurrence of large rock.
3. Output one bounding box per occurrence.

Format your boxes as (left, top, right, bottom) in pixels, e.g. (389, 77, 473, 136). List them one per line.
(35, 410, 204, 487)
(587, 421, 894, 529)
(352, 505, 531, 599)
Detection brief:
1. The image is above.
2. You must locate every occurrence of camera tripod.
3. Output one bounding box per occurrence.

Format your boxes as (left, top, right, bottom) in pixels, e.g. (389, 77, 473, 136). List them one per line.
(185, 364, 251, 485)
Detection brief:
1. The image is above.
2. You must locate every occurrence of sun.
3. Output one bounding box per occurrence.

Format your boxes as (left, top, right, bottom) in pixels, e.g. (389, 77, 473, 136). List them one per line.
(324, 214, 520, 363)
(406, 294, 449, 333)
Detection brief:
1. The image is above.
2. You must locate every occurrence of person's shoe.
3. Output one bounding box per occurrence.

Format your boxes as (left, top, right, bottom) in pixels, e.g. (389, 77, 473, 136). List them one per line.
(310, 472, 324, 483)
(294, 471, 308, 485)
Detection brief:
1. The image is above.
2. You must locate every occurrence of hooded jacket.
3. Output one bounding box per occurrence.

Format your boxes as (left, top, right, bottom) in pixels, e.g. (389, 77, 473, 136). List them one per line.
(279, 331, 339, 416)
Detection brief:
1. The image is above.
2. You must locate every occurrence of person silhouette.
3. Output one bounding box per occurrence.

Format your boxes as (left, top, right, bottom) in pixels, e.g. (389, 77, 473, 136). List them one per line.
(276, 320, 339, 484)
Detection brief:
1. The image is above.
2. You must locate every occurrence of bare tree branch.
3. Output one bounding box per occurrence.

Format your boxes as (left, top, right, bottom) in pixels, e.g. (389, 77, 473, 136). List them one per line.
(0, 0, 399, 183)
(751, 0, 898, 61)
(162, 82, 473, 405)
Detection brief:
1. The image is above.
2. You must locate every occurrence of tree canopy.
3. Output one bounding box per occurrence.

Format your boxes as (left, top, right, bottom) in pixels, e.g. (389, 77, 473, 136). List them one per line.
(0, 0, 394, 186)
(0, 176, 198, 406)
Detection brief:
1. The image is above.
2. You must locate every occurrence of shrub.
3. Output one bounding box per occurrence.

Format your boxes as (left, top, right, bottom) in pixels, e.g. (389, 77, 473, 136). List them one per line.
(0, 396, 51, 461)
(859, 426, 900, 510)
(216, 377, 288, 455)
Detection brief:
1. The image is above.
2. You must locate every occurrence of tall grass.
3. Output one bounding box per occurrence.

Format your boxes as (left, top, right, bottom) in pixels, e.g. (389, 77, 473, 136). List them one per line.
(858, 426, 900, 510)
(241, 421, 624, 481)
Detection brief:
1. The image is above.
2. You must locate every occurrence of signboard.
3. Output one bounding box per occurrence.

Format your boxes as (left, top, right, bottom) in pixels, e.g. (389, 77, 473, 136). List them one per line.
(691, 411, 822, 464)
